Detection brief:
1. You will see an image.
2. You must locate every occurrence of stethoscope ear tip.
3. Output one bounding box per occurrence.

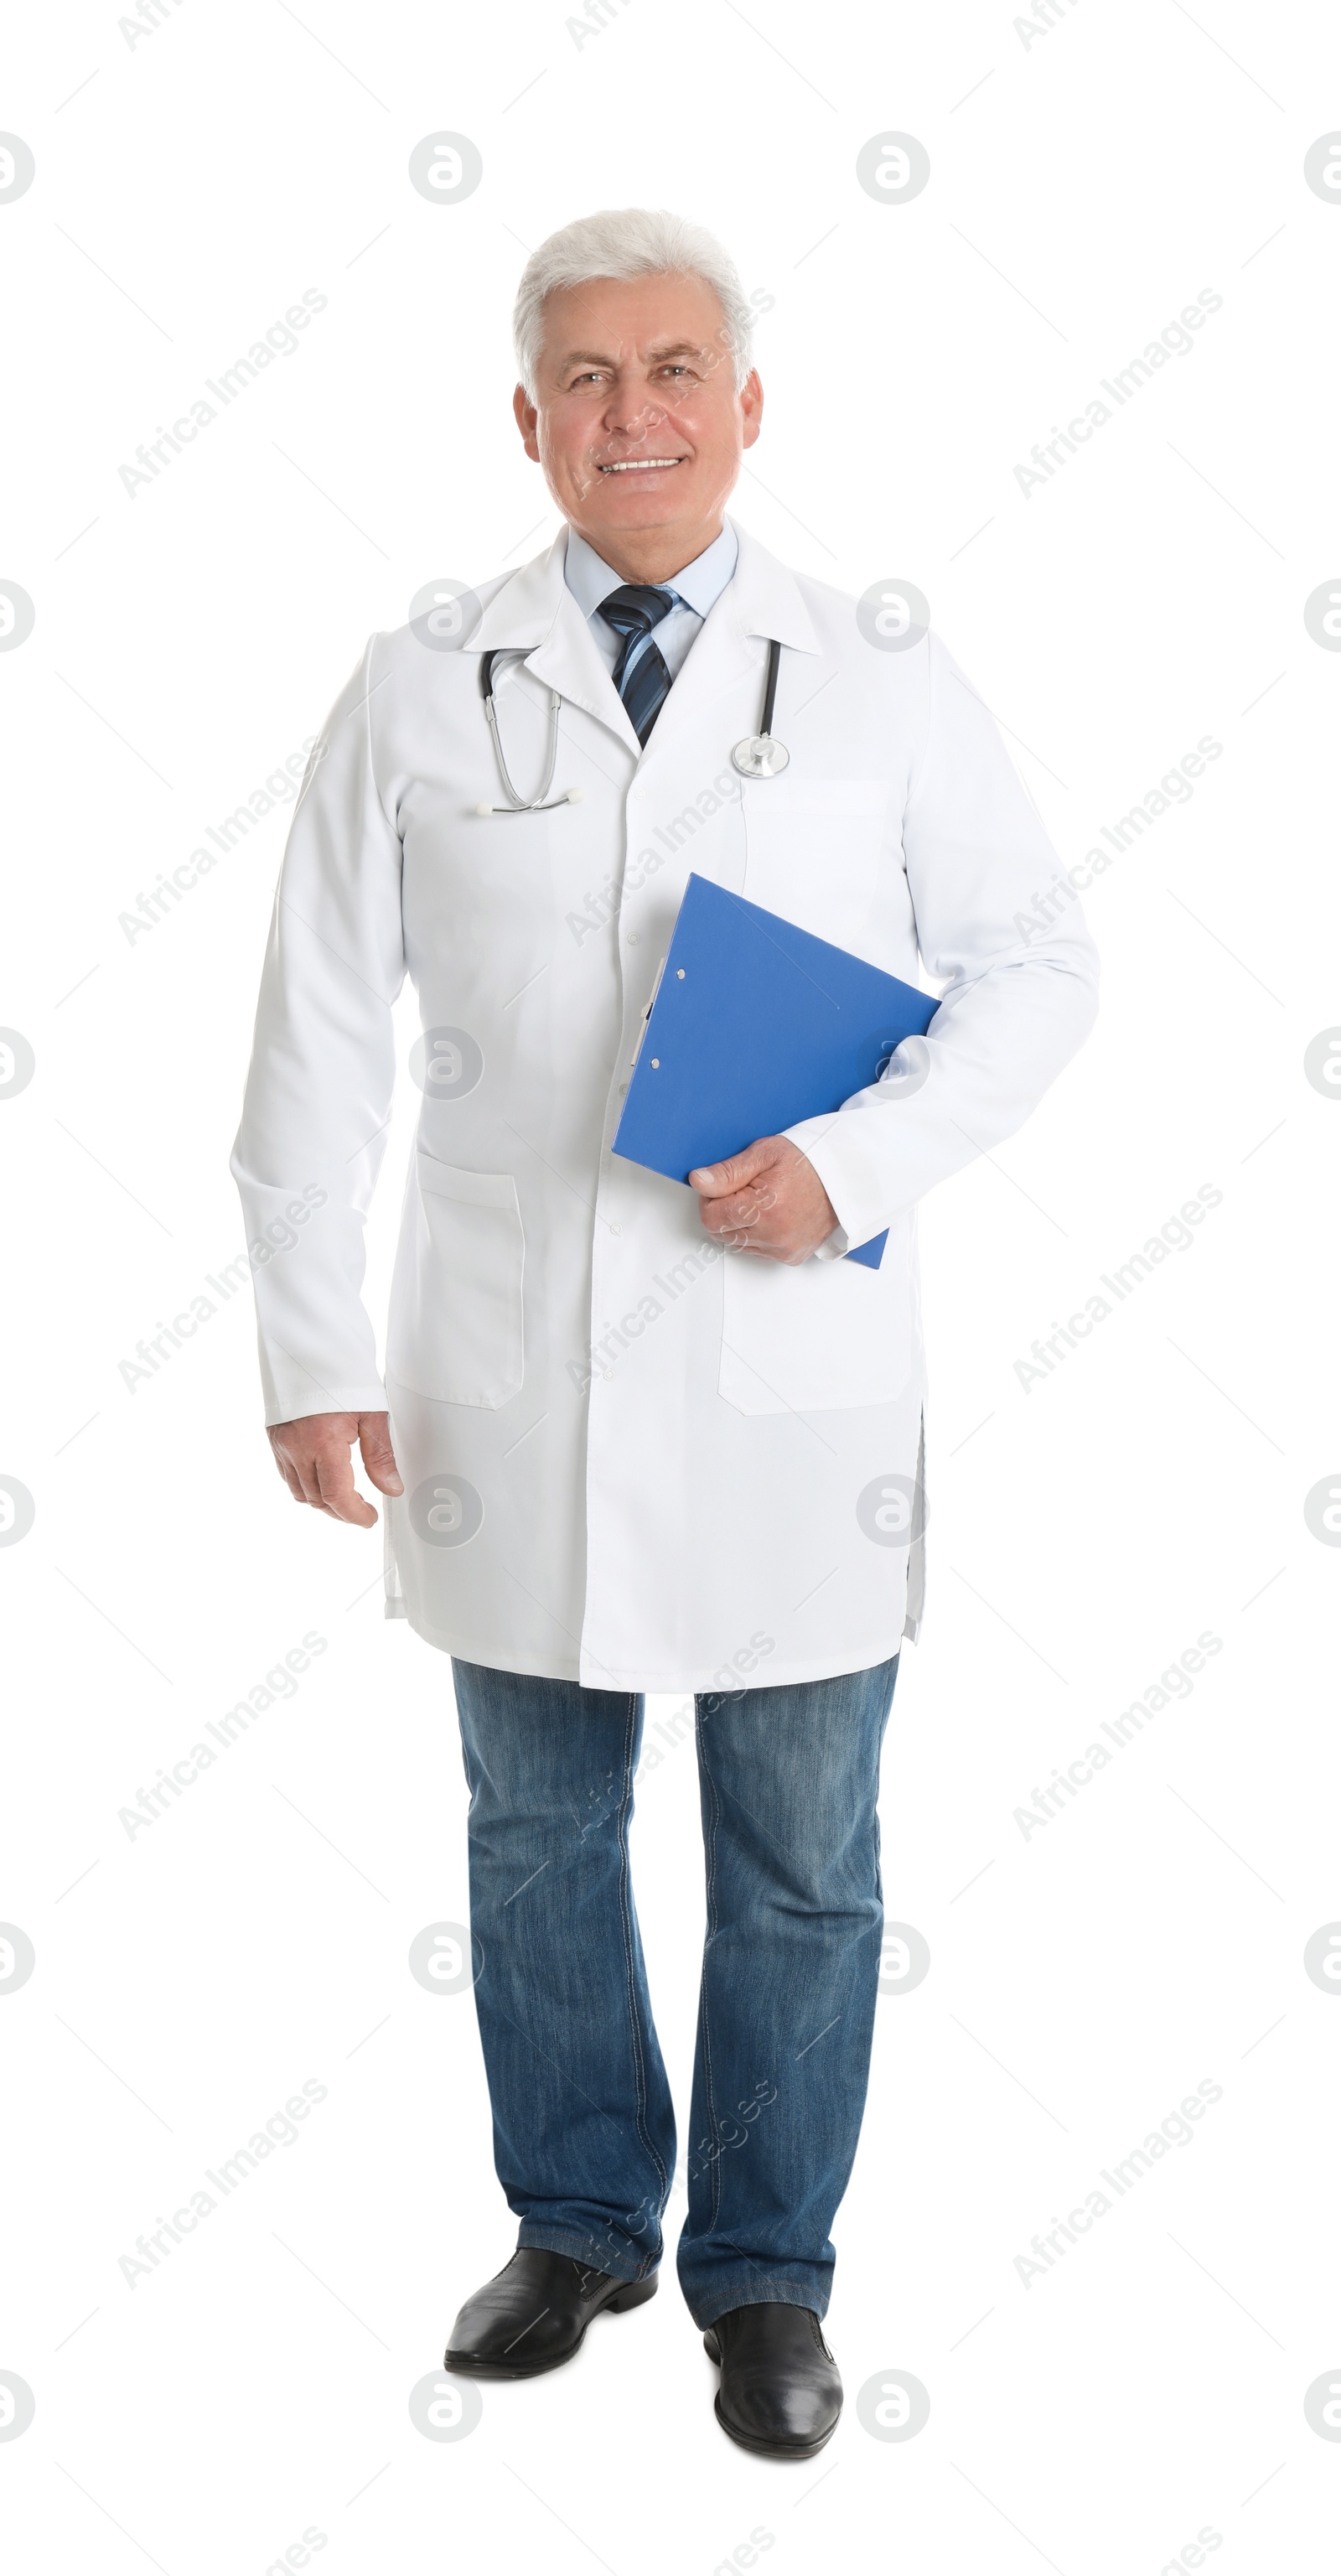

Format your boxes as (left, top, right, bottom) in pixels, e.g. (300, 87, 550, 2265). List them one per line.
(474, 801, 495, 816)
(566, 787, 583, 804)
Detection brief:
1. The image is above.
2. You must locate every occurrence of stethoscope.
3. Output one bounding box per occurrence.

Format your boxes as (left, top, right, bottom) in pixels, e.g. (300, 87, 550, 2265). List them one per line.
(728, 635, 790, 779)
(474, 651, 582, 817)
(473, 636, 789, 816)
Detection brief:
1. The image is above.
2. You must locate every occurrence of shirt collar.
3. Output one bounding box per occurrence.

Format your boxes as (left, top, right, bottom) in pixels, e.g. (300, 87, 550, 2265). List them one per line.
(562, 521, 740, 621)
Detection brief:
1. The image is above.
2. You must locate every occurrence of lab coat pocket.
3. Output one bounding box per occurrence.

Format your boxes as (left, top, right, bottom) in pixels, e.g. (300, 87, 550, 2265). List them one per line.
(742, 777, 890, 948)
(388, 1153, 525, 1407)
(718, 1216, 913, 1415)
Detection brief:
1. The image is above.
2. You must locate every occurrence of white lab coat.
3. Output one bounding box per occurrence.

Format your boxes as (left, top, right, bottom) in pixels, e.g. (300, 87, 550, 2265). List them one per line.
(230, 521, 1098, 1692)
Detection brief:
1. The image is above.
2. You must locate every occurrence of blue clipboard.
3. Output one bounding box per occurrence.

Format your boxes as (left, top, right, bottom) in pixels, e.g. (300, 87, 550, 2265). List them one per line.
(612, 873, 937, 1267)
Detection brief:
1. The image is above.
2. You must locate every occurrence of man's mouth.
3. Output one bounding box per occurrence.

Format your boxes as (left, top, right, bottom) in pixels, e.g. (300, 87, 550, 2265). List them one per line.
(597, 457, 687, 473)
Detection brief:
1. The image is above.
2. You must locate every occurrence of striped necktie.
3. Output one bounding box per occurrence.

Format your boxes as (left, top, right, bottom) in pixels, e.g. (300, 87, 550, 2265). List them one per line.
(597, 583, 676, 746)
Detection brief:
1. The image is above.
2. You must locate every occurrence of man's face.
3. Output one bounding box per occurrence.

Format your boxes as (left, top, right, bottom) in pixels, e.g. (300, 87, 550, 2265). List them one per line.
(513, 272, 762, 566)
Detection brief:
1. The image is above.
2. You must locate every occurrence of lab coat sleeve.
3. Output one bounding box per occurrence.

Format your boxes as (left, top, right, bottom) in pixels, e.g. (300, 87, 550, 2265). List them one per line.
(784, 633, 1099, 1248)
(230, 635, 406, 1424)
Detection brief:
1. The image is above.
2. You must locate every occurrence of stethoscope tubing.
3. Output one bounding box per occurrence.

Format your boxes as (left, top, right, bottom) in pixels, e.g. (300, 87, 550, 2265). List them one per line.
(759, 635, 782, 739)
(477, 650, 569, 814)
(475, 634, 787, 815)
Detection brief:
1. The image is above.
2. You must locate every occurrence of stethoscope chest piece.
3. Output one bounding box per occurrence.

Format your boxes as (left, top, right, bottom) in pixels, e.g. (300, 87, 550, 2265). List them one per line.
(731, 732, 790, 779)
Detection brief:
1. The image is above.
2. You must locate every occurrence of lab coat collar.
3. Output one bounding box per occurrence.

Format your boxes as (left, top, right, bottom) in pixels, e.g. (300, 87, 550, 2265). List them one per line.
(471, 526, 573, 655)
(719, 516, 821, 655)
(468, 516, 821, 755)
(472, 528, 641, 754)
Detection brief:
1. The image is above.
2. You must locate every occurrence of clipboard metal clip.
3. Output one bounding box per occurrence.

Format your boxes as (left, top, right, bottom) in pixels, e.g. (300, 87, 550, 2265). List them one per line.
(629, 954, 668, 1068)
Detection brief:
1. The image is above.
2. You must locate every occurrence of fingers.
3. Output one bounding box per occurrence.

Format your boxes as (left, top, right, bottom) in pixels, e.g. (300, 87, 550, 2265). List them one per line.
(690, 1138, 837, 1264)
(279, 1441, 329, 1511)
(688, 1136, 784, 1198)
(272, 1452, 308, 1506)
(702, 1203, 774, 1243)
(292, 1454, 342, 1518)
(359, 1412, 404, 1498)
(313, 1443, 378, 1528)
(696, 1180, 779, 1239)
(267, 1412, 381, 1526)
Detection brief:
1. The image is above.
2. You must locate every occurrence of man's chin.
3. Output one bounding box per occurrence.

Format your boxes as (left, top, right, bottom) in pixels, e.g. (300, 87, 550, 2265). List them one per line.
(589, 471, 693, 512)
(572, 468, 722, 535)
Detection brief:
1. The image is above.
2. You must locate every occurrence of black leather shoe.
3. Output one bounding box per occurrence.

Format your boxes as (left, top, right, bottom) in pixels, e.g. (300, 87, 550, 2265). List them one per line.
(704, 2303, 842, 2458)
(444, 2247, 657, 2378)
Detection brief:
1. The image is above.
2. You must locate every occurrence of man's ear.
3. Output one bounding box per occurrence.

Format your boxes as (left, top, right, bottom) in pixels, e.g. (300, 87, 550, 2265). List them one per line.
(513, 381, 541, 463)
(739, 369, 764, 452)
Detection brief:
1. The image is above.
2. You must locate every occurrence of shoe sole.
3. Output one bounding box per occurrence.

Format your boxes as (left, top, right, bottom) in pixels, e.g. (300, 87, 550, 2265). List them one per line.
(444, 2268, 658, 2378)
(704, 2327, 841, 2460)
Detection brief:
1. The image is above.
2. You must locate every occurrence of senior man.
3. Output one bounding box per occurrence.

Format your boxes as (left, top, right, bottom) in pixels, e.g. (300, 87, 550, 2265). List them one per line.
(231, 206, 1098, 2459)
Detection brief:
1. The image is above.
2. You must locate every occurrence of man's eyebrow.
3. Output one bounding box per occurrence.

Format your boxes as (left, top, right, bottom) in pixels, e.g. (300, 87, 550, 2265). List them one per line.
(557, 339, 709, 371)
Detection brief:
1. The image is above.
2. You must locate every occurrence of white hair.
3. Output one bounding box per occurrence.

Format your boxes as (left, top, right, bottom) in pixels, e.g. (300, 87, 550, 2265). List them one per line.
(512, 207, 754, 400)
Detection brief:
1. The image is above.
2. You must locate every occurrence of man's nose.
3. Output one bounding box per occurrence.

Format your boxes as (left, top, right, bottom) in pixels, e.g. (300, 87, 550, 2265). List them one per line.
(599, 380, 666, 440)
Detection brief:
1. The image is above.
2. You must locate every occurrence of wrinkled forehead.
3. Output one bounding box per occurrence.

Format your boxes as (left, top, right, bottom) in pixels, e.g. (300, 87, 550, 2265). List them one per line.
(535, 274, 732, 378)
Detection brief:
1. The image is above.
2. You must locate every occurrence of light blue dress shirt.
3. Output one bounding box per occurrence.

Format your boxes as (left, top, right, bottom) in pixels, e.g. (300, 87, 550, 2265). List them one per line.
(563, 521, 739, 696)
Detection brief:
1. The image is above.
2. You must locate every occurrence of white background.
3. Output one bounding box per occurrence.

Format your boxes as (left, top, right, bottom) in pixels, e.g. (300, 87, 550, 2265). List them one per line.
(3, 2, 1339, 2569)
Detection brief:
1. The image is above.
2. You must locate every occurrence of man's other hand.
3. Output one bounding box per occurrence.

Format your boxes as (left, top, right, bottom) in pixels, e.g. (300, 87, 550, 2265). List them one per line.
(267, 1411, 403, 1527)
(689, 1137, 839, 1265)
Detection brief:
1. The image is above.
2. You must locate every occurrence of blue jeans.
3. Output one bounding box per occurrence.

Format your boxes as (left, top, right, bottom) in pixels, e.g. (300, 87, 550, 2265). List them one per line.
(451, 1655, 898, 2329)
